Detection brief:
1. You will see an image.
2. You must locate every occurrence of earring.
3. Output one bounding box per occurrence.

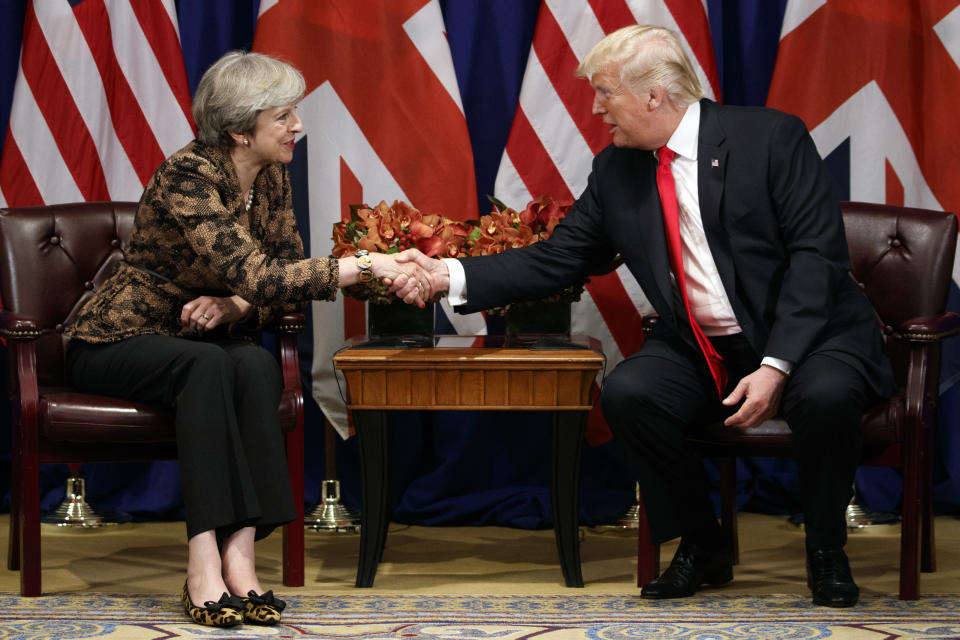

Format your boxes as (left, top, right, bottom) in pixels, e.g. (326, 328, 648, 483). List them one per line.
(243, 136, 248, 145)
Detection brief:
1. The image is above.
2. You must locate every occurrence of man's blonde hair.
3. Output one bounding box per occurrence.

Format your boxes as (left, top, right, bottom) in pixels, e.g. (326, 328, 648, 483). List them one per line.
(575, 25, 704, 107)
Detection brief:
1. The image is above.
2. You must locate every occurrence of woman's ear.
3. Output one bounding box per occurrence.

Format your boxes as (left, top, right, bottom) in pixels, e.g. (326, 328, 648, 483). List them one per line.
(227, 131, 245, 147)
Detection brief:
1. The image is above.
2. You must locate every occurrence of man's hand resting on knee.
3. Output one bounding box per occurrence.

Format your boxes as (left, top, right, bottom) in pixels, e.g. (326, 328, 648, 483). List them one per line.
(721, 365, 787, 428)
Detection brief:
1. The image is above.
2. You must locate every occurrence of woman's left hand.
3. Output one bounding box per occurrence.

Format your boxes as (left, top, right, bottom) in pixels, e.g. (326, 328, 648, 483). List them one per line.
(181, 295, 253, 332)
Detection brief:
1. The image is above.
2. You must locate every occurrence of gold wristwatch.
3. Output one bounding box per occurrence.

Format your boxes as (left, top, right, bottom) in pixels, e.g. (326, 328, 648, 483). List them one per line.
(355, 249, 374, 282)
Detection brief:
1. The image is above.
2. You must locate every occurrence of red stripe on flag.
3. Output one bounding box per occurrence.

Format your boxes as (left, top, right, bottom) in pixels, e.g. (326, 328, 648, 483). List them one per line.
(768, 2, 960, 217)
(533, 4, 611, 154)
(72, 0, 166, 185)
(129, 0, 196, 132)
(504, 109, 574, 201)
(663, 0, 721, 98)
(340, 157, 366, 340)
(19, 2, 109, 202)
(0, 131, 43, 207)
(585, 272, 645, 359)
(885, 159, 904, 208)
(587, 0, 637, 35)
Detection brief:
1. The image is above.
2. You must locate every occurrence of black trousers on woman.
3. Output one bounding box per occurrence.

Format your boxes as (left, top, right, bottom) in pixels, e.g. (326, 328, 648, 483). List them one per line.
(67, 334, 297, 541)
(601, 332, 874, 552)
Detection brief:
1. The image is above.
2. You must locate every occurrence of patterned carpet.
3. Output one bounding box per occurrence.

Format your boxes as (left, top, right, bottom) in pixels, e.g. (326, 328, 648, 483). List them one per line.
(1, 593, 959, 639)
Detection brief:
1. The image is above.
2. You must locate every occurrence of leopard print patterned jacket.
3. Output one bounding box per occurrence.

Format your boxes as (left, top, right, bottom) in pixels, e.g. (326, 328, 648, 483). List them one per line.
(66, 141, 339, 343)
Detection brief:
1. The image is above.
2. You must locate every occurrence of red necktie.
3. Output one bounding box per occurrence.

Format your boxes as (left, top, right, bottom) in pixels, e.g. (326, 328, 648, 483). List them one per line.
(656, 146, 727, 398)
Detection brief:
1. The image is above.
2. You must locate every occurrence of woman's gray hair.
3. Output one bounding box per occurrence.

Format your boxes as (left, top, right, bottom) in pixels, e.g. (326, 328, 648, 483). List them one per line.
(575, 25, 704, 107)
(192, 51, 306, 148)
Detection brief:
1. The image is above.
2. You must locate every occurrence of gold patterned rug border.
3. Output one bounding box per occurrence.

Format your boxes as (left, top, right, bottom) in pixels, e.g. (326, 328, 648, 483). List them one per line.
(1, 593, 959, 622)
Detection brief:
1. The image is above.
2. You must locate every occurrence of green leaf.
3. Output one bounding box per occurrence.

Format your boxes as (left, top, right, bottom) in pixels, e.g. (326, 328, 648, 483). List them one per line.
(486, 195, 507, 212)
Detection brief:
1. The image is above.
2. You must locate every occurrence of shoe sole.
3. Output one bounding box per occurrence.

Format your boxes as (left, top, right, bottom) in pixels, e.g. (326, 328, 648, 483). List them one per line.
(639, 567, 734, 598)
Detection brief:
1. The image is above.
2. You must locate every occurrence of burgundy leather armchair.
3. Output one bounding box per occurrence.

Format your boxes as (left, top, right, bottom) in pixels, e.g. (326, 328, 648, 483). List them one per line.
(0, 201, 306, 596)
(636, 202, 960, 600)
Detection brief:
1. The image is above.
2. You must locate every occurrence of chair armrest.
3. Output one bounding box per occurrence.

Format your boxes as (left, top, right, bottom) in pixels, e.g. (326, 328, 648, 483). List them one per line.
(895, 312, 960, 342)
(0, 310, 40, 339)
(270, 313, 306, 336)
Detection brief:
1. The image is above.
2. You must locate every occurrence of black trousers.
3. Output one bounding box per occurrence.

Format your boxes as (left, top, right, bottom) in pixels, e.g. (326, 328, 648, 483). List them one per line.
(67, 335, 297, 541)
(601, 332, 872, 550)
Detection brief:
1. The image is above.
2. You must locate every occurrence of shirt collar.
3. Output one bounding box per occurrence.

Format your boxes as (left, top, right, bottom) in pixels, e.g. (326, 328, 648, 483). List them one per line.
(663, 100, 700, 161)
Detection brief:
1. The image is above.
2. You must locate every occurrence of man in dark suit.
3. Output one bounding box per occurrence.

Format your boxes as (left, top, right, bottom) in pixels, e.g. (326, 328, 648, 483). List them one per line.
(392, 24, 895, 607)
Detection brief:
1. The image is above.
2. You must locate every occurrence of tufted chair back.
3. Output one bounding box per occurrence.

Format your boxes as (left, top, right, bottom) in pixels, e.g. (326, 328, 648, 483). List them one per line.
(0, 201, 306, 596)
(0, 201, 136, 387)
(636, 202, 960, 601)
(843, 202, 957, 389)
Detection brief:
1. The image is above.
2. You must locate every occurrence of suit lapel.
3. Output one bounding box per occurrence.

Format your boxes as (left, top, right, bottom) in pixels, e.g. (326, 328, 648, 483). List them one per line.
(697, 101, 737, 305)
(627, 151, 676, 322)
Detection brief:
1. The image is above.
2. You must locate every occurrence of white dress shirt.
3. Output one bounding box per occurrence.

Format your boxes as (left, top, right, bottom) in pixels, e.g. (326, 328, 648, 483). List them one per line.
(445, 101, 791, 375)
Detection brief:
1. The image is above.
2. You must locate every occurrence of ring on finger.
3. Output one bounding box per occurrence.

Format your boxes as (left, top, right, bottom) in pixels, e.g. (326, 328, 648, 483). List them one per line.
(201, 313, 210, 320)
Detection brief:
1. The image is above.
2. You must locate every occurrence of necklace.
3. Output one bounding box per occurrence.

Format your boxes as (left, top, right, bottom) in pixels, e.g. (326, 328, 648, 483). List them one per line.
(245, 187, 254, 212)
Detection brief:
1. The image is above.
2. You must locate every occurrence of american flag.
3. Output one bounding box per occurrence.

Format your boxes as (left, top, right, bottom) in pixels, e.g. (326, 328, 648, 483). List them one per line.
(493, 0, 720, 443)
(0, 0, 193, 207)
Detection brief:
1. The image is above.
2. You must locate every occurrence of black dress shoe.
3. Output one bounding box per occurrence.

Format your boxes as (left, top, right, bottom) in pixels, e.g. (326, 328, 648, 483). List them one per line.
(807, 548, 859, 607)
(641, 542, 733, 599)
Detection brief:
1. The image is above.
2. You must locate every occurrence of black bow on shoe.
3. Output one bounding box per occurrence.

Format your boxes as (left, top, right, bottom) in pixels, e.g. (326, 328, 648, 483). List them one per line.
(204, 593, 246, 611)
(246, 589, 286, 613)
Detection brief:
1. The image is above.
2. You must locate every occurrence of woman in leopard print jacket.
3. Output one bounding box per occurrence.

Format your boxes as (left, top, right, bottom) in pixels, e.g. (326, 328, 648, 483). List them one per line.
(65, 51, 429, 628)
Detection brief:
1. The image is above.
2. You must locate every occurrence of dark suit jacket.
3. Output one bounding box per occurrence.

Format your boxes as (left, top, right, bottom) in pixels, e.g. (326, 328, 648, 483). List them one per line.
(456, 99, 896, 398)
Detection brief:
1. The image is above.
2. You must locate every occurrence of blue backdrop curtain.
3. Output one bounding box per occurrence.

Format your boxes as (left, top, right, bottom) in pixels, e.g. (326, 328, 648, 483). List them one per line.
(1, 0, 957, 526)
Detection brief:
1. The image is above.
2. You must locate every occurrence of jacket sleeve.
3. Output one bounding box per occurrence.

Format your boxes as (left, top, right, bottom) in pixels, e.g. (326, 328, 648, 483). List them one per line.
(456, 162, 617, 314)
(762, 113, 852, 364)
(233, 165, 321, 333)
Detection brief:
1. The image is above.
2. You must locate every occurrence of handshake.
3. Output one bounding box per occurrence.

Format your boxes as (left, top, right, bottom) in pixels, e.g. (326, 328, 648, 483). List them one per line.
(363, 249, 450, 308)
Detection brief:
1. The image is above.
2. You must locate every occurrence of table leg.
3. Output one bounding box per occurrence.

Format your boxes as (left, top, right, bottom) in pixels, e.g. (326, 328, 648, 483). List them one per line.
(552, 410, 586, 587)
(354, 409, 390, 587)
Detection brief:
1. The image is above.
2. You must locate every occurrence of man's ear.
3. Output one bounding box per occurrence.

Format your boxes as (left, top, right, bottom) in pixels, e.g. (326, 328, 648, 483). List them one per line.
(647, 85, 665, 110)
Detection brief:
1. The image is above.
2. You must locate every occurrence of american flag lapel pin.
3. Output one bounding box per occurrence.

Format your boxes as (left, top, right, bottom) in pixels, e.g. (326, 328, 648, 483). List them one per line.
(711, 158, 719, 168)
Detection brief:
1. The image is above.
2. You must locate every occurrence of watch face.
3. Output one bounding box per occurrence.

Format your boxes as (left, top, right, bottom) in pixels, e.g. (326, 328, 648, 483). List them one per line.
(357, 253, 373, 281)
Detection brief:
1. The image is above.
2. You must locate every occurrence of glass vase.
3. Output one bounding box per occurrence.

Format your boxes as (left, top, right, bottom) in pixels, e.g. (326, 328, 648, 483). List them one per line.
(367, 300, 434, 338)
(504, 300, 571, 337)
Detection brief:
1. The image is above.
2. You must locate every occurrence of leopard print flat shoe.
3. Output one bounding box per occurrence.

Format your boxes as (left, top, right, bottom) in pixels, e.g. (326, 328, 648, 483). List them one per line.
(238, 589, 286, 625)
(181, 582, 244, 627)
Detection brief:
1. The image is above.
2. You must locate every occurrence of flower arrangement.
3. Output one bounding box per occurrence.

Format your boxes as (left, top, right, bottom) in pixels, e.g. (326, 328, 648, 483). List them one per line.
(331, 196, 584, 309)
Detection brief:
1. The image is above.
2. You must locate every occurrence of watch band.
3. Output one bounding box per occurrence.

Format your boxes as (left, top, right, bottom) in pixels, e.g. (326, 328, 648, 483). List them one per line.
(355, 249, 374, 283)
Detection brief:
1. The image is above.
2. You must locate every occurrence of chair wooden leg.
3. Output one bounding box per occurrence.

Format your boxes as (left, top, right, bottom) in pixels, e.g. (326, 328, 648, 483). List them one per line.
(282, 422, 305, 587)
(899, 428, 922, 600)
(636, 492, 659, 588)
(920, 424, 936, 573)
(277, 328, 305, 587)
(718, 457, 739, 565)
(20, 435, 41, 596)
(7, 419, 21, 572)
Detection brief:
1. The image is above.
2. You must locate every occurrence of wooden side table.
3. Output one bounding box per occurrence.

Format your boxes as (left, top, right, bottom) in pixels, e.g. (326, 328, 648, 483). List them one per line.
(333, 335, 605, 588)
